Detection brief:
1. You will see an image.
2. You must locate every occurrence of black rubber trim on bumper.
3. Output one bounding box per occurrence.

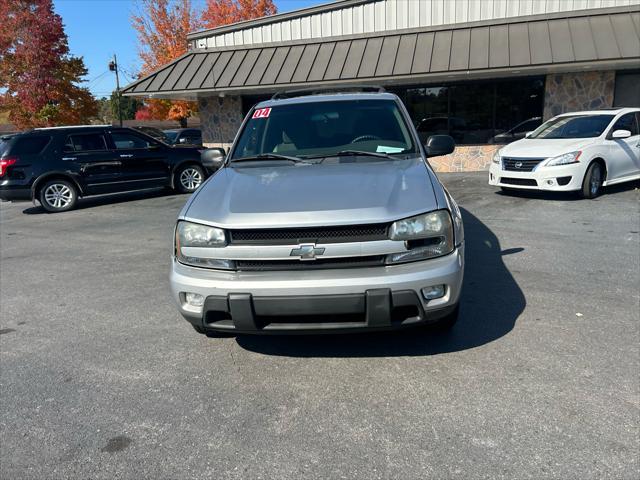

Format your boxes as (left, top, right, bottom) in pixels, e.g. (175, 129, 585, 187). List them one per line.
(0, 186, 32, 201)
(181, 289, 456, 335)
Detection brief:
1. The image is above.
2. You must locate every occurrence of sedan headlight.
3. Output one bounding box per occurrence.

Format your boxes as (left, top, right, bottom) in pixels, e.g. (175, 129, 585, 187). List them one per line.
(387, 210, 454, 264)
(546, 151, 581, 167)
(492, 150, 502, 164)
(175, 221, 234, 269)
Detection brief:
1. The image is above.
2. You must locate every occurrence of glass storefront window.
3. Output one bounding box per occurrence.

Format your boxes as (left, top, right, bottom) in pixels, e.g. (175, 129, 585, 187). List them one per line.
(391, 76, 545, 145)
(614, 70, 640, 107)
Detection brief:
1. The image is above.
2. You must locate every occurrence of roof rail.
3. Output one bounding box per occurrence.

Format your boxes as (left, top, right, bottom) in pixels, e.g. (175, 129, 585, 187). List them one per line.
(271, 85, 386, 100)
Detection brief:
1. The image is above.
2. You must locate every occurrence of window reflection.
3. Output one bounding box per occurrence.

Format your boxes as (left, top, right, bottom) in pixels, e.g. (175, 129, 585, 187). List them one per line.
(391, 77, 545, 145)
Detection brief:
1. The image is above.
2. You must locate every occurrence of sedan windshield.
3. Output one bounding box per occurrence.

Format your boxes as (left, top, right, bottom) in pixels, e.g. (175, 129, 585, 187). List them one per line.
(528, 115, 614, 139)
(231, 99, 416, 161)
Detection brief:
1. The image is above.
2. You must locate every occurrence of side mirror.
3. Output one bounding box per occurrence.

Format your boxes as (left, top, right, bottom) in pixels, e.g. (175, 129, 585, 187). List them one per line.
(201, 147, 226, 169)
(611, 129, 632, 139)
(524, 131, 534, 138)
(178, 137, 188, 144)
(425, 135, 455, 157)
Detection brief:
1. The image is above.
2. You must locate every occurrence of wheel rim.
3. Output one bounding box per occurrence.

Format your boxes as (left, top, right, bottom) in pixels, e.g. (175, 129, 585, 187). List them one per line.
(44, 184, 73, 209)
(590, 165, 602, 195)
(180, 168, 202, 190)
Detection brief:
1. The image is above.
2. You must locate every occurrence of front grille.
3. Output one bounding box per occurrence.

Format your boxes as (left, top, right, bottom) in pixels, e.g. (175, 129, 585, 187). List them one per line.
(500, 177, 538, 186)
(229, 224, 389, 245)
(502, 157, 544, 172)
(236, 255, 386, 271)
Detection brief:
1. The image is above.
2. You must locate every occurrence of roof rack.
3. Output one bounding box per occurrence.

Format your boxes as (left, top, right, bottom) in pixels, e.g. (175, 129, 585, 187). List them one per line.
(33, 124, 111, 131)
(271, 85, 386, 100)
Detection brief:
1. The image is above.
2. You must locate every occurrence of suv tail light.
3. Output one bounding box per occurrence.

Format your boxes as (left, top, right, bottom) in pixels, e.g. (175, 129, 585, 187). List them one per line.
(0, 157, 18, 177)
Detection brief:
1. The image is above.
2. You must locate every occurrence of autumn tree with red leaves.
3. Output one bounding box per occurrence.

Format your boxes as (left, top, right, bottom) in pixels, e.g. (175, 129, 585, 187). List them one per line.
(132, 0, 200, 127)
(201, 0, 276, 27)
(0, 0, 98, 129)
(132, 0, 276, 126)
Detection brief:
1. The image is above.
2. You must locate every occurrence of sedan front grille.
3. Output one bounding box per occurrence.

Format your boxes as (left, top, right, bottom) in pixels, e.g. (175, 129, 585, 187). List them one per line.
(229, 224, 389, 245)
(500, 177, 538, 186)
(502, 157, 545, 172)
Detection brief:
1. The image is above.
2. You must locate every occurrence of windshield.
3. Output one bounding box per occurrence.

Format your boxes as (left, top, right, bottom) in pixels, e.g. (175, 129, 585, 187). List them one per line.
(529, 115, 614, 139)
(163, 130, 179, 143)
(231, 99, 416, 161)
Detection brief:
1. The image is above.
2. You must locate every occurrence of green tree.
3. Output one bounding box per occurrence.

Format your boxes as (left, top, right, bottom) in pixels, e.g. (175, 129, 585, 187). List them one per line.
(111, 91, 141, 121)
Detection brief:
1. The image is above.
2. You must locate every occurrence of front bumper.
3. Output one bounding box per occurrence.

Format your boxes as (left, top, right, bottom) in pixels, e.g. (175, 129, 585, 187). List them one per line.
(170, 246, 464, 334)
(488, 162, 585, 191)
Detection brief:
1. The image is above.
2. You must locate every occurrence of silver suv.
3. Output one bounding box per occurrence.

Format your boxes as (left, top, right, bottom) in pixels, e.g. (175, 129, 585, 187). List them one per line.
(170, 90, 464, 335)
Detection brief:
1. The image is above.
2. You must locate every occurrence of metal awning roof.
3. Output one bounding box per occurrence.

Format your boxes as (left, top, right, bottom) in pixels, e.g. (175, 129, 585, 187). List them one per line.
(123, 7, 640, 99)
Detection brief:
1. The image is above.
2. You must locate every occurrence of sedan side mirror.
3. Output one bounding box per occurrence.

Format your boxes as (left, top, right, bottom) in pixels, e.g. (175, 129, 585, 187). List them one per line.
(201, 147, 226, 169)
(425, 135, 455, 157)
(611, 129, 632, 139)
(524, 131, 534, 138)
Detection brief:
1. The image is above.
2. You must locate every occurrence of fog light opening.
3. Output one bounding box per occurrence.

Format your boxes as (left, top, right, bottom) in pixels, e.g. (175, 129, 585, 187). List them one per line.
(421, 285, 446, 301)
(185, 292, 205, 308)
(546, 179, 555, 186)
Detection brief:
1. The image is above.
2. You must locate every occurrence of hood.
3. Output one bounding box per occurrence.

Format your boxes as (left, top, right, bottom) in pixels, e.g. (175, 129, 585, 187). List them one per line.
(183, 158, 438, 229)
(499, 138, 597, 158)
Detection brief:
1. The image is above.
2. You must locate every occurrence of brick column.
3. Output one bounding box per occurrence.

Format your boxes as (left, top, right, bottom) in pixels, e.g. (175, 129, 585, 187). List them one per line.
(198, 95, 244, 150)
(543, 71, 615, 120)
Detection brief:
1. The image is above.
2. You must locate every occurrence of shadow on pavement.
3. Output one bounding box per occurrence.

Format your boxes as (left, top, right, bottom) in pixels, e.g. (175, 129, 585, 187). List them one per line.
(22, 188, 179, 214)
(497, 179, 639, 201)
(236, 208, 525, 357)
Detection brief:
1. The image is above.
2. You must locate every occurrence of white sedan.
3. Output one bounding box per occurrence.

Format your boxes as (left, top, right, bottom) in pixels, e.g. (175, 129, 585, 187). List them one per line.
(489, 108, 640, 198)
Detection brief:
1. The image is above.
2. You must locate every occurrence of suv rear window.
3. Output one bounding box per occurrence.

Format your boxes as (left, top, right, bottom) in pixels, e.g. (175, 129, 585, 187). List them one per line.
(0, 137, 13, 156)
(64, 134, 107, 152)
(12, 136, 51, 155)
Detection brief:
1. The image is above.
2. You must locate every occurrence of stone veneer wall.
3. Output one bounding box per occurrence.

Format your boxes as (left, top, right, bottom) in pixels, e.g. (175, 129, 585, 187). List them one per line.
(429, 145, 500, 172)
(543, 71, 615, 119)
(199, 95, 244, 150)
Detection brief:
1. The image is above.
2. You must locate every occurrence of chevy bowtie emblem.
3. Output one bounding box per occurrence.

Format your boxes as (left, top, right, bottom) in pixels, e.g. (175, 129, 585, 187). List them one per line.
(290, 244, 325, 261)
(515, 161, 523, 168)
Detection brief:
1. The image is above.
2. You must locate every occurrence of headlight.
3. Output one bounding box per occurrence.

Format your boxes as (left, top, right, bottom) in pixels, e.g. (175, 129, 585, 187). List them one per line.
(492, 151, 501, 164)
(177, 221, 226, 247)
(387, 210, 454, 264)
(175, 221, 234, 269)
(546, 151, 581, 166)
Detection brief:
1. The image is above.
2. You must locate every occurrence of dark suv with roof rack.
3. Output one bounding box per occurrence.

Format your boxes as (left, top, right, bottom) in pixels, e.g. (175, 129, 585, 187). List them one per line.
(0, 126, 221, 212)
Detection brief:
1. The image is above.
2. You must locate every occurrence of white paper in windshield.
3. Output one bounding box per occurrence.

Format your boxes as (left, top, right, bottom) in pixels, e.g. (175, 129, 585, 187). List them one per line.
(376, 146, 404, 154)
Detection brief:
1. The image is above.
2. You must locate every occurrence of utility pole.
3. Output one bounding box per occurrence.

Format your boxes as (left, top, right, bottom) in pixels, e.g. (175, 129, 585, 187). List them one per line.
(108, 55, 123, 127)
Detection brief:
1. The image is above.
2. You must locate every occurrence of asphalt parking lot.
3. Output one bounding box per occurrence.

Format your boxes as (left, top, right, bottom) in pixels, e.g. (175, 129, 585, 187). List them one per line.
(1, 172, 638, 479)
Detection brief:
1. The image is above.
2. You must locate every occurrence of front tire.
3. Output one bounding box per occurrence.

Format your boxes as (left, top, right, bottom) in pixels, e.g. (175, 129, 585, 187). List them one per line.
(191, 324, 235, 338)
(413, 305, 459, 333)
(38, 179, 78, 212)
(174, 164, 205, 194)
(581, 162, 603, 199)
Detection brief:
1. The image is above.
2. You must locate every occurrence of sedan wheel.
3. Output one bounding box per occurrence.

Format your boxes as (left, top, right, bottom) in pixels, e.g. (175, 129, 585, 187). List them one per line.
(581, 162, 603, 199)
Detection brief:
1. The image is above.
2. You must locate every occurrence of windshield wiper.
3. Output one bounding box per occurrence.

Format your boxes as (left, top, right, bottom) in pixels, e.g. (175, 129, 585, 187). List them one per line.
(230, 153, 310, 164)
(304, 150, 395, 162)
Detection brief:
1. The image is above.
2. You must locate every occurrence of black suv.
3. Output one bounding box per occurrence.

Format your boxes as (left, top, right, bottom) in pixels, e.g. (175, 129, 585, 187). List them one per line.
(0, 126, 219, 212)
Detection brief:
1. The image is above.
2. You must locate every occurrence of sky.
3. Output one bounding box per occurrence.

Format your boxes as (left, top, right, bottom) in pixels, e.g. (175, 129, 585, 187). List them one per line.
(52, 0, 322, 98)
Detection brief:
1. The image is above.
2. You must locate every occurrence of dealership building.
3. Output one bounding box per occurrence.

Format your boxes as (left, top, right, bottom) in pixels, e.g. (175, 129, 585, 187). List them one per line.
(123, 0, 640, 171)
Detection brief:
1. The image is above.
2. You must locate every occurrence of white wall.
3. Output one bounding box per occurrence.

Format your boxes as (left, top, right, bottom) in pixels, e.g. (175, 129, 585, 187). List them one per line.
(196, 0, 638, 49)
